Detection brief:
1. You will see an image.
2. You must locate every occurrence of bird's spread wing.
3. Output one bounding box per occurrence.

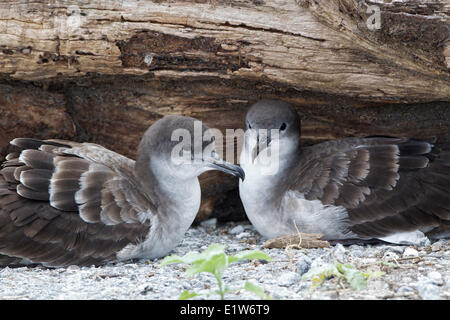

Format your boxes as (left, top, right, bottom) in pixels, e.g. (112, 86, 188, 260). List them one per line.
(0, 138, 154, 266)
(290, 137, 450, 239)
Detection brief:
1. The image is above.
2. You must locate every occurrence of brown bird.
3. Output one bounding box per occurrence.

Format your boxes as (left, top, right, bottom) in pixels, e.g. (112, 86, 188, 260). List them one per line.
(0, 115, 244, 267)
(239, 99, 450, 245)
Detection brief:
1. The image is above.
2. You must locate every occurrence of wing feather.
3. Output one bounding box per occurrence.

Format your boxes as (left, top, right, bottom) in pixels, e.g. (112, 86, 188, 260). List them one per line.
(290, 137, 449, 238)
(0, 138, 154, 266)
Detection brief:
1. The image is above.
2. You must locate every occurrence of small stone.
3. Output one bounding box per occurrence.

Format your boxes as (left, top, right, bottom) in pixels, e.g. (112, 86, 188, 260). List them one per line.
(430, 242, 442, 252)
(236, 232, 251, 239)
(310, 257, 327, 268)
(403, 248, 419, 257)
(382, 246, 404, 254)
(349, 249, 365, 258)
(402, 277, 414, 283)
(200, 218, 217, 229)
(370, 280, 389, 291)
(444, 276, 450, 289)
(243, 224, 256, 231)
(416, 281, 441, 300)
(296, 282, 310, 292)
(271, 292, 284, 300)
(278, 271, 300, 287)
(333, 243, 347, 261)
(397, 286, 414, 294)
(143, 53, 154, 66)
(311, 293, 334, 300)
(140, 285, 153, 295)
(427, 271, 443, 286)
(295, 255, 312, 276)
(229, 225, 245, 235)
(66, 265, 80, 271)
(418, 267, 427, 272)
(383, 251, 400, 260)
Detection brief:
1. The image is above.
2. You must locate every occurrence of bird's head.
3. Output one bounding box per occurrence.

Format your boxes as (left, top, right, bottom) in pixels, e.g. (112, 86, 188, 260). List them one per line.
(244, 99, 301, 164)
(138, 115, 244, 181)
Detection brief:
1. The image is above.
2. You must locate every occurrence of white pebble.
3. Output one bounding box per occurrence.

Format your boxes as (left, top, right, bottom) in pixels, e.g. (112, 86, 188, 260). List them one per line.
(144, 53, 154, 66)
(229, 225, 245, 235)
(403, 248, 419, 257)
(66, 265, 81, 271)
(383, 251, 400, 260)
(333, 243, 346, 261)
(397, 286, 414, 294)
(427, 271, 443, 286)
(278, 272, 300, 287)
(236, 232, 251, 239)
(416, 281, 441, 300)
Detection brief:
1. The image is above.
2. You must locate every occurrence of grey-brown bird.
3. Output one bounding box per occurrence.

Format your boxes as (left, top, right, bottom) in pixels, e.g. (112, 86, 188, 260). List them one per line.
(0, 115, 244, 267)
(239, 99, 450, 245)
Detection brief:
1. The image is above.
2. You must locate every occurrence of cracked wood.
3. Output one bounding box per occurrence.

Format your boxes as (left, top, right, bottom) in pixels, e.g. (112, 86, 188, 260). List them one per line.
(0, 0, 448, 101)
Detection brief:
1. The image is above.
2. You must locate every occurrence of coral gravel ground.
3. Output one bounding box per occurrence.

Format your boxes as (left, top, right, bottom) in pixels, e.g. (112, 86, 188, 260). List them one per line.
(0, 220, 449, 300)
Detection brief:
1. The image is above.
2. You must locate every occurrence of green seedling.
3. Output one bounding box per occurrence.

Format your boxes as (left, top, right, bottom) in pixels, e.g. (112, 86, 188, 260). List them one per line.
(160, 243, 272, 300)
(302, 262, 385, 291)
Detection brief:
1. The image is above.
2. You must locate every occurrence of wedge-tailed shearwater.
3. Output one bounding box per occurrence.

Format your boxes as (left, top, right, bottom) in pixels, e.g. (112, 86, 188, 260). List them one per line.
(0, 115, 244, 267)
(239, 99, 449, 245)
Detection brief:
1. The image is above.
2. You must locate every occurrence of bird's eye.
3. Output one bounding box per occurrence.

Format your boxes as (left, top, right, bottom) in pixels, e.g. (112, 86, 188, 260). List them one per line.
(248, 122, 252, 129)
(280, 123, 287, 131)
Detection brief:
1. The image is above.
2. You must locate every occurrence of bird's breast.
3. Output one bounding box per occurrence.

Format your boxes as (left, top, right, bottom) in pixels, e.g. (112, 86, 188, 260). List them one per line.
(240, 179, 356, 239)
(116, 182, 201, 261)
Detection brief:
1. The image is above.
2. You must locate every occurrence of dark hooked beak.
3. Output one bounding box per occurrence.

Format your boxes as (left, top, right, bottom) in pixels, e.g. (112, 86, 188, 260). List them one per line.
(206, 157, 245, 181)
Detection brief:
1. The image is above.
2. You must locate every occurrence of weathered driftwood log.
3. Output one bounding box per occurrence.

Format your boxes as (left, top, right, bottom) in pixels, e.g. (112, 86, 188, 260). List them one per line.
(0, 0, 449, 220)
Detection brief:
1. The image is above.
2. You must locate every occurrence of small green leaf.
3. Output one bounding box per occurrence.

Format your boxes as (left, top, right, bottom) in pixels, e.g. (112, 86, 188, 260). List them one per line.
(229, 250, 272, 264)
(302, 264, 340, 290)
(200, 244, 227, 258)
(186, 252, 228, 278)
(362, 270, 386, 279)
(379, 261, 397, 268)
(159, 244, 227, 267)
(244, 281, 273, 300)
(179, 290, 199, 300)
(159, 254, 185, 267)
(302, 262, 385, 291)
(159, 243, 273, 300)
(337, 263, 366, 291)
